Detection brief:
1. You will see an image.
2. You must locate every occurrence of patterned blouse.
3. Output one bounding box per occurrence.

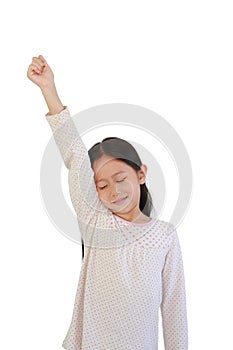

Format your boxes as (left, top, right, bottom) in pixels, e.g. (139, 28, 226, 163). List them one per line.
(45, 106, 188, 350)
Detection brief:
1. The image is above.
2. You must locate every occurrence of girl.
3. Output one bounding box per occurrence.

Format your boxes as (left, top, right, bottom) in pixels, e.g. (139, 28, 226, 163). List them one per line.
(27, 55, 188, 350)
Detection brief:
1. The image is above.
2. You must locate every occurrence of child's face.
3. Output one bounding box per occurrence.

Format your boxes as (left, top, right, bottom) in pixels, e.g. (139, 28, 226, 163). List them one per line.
(93, 154, 147, 215)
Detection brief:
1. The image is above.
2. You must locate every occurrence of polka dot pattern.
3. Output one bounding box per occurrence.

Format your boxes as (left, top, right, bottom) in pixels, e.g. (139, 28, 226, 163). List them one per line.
(45, 107, 188, 349)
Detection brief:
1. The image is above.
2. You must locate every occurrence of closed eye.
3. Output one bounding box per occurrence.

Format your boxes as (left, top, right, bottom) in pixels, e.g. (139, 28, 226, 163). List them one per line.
(117, 177, 126, 183)
(99, 177, 126, 190)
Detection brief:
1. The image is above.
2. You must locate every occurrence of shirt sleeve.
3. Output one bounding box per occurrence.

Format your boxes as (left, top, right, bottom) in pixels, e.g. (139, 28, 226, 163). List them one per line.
(44, 106, 115, 244)
(160, 227, 189, 350)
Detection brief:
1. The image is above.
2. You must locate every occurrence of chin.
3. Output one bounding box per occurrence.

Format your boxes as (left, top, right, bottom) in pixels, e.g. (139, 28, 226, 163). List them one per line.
(102, 197, 133, 213)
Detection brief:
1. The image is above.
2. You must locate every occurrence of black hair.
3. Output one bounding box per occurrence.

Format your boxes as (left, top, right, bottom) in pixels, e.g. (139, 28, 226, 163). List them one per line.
(88, 136, 153, 216)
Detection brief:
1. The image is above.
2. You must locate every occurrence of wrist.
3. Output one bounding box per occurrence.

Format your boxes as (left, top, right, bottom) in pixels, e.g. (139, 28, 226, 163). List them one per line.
(40, 81, 57, 95)
(40, 82, 64, 115)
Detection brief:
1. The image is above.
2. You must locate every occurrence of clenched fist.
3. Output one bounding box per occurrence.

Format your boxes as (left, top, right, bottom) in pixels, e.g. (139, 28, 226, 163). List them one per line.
(27, 55, 54, 90)
(27, 54, 64, 115)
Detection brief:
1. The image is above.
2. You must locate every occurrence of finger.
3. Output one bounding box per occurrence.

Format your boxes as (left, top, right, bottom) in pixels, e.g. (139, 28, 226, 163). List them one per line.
(32, 57, 44, 68)
(38, 55, 47, 65)
(30, 61, 43, 72)
(30, 63, 43, 74)
(32, 57, 45, 68)
(29, 64, 42, 75)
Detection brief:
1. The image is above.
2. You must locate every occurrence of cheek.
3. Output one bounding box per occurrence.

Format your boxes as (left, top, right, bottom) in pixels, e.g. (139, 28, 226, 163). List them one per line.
(115, 181, 131, 195)
(123, 180, 136, 192)
(126, 181, 140, 200)
(96, 189, 108, 202)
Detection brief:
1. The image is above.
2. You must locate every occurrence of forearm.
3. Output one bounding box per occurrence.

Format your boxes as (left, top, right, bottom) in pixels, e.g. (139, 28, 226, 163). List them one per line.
(41, 83, 64, 115)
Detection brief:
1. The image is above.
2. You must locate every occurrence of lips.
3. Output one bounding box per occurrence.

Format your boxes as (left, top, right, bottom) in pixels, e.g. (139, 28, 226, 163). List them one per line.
(112, 196, 128, 204)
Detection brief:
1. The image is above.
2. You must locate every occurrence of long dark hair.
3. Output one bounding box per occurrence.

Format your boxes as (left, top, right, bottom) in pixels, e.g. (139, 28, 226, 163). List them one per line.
(88, 136, 153, 217)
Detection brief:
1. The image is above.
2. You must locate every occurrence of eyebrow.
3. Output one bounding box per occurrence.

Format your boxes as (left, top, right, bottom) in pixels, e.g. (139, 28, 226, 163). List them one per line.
(96, 171, 127, 183)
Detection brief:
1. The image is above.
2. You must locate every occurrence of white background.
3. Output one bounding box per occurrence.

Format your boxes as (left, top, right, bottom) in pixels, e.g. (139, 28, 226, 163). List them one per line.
(1, 0, 232, 349)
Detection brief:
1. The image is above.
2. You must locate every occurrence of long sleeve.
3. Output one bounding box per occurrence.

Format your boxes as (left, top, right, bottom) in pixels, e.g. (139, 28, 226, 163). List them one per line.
(44, 106, 116, 247)
(160, 227, 188, 350)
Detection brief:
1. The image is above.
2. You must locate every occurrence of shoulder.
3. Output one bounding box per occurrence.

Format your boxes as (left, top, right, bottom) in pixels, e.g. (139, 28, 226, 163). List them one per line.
(153, 219, 176, 235)
(150, 219, 177, 248)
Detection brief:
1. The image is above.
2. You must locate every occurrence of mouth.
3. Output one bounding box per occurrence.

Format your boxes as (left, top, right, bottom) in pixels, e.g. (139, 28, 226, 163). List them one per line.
(112, 196, 128, 205)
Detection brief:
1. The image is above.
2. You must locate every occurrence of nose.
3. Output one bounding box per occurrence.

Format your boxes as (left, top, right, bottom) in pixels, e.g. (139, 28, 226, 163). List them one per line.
(110, 183, 121, 199)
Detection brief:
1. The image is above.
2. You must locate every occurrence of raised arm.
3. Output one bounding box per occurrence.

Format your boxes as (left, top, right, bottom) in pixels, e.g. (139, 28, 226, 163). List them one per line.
(44, 106, 113, 225)
(27, 55, 116, 248)
(160, 228, 189, 350)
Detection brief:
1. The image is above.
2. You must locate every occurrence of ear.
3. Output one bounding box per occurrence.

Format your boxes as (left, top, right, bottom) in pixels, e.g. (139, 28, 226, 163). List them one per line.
(138, 164, 148, 185)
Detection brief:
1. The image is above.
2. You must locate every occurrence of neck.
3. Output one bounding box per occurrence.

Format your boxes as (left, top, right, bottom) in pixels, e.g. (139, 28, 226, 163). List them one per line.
(114, 207, 150, 223)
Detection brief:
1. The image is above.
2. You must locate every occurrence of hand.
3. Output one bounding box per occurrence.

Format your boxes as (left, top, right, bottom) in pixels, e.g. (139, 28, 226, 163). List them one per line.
(27, 55, 55, 90)
(27, 54, 64, 114)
